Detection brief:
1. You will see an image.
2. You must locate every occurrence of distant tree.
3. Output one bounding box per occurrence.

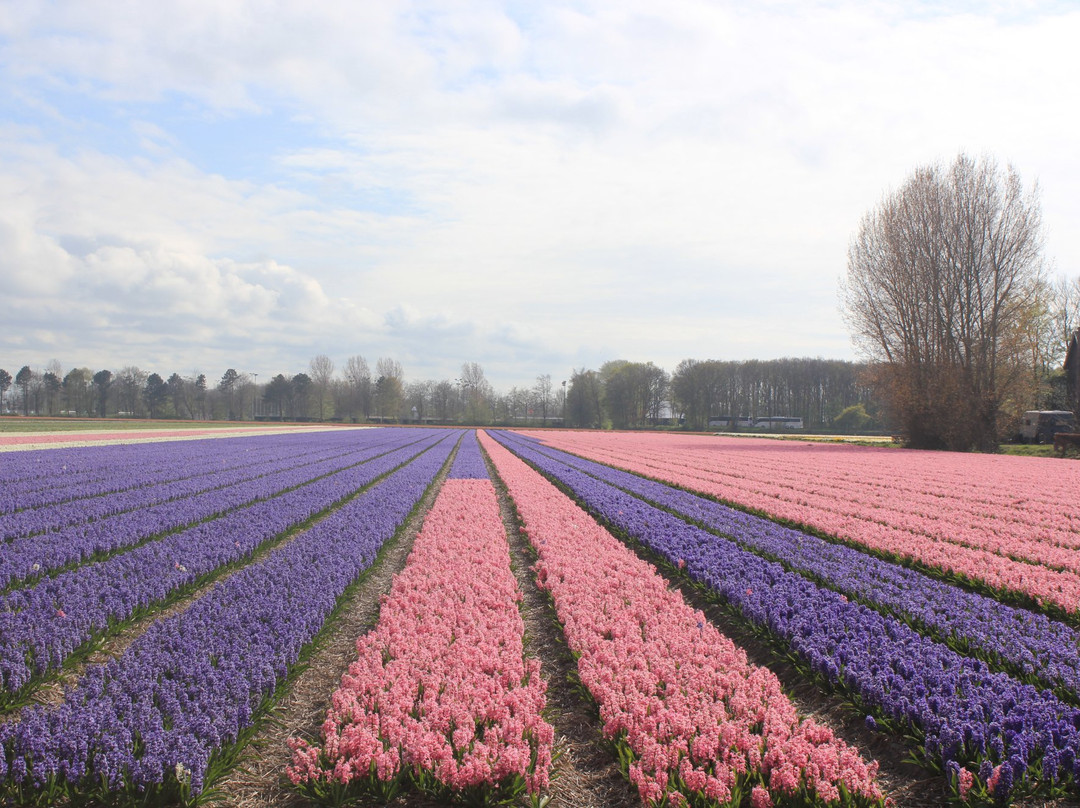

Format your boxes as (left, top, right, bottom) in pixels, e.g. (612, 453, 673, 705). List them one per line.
(831, 403, 875, 432)
(431, 380, 455, 422)
(309, 355, 335, 421)
(376, 357, 404, 382)
(116, 367, 148, 417)
(0, 368, 11, 414)
(93, 369, 113, 417)
(534, 374, 553, 424)
(1053, 276, 1080, 357)
(40, 360, 63, 416)
(405, 380, 433, 423)
(342, 355, 372, 421)
(63, 368, 93, 416)
(459, 362, 493, 424)
(42, 372, 62, 416)
(374, 374, 403, 422)
(565, 368, 603, 428)
(291, 373, 312, 419)
(144, 373, 168, 419)
(194, 374, 207, 419)
(263, 374, 292, 419)
(167, 373, 188, 418)
(842, 153, 1046, 450)
(15, 366, 33, 415)
(218, 369, 242, 419)
(597, 361, 666, 428)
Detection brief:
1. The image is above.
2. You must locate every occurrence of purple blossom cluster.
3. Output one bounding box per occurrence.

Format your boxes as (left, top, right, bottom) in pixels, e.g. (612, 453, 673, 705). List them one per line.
(447, 429, 489, 479)
(0, 431, 415, 590)
(0, 434, 335, 534)
(0, 432, 457, 802)
(0, 433, 322, 514)
(0, 429, 448, 697)
(491, 431, 1080, 803)
(508, 433, 1080, 699)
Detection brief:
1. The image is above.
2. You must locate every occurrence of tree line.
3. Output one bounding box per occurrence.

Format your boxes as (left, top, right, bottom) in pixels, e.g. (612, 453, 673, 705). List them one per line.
(0, 354, 887, 432)
(563, 358, 876, 431)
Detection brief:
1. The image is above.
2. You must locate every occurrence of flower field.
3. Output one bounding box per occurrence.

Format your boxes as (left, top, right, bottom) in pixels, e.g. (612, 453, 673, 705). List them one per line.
(524, 431, 1080, 616)
(289, 433, 554, 804)
(0, 425, 1077, 806)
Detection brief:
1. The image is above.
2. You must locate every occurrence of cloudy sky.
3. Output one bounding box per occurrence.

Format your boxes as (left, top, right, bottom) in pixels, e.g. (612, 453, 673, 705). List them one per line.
(2, 1, 1078, 389)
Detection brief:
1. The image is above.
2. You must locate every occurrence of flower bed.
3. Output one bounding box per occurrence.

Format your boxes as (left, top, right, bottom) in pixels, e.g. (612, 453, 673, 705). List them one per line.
(501, 431, 1080, 700)
(0, 430, 448, 699)
(447, 428, 489, 479)
(0, 430, 347, 510)
(526, 431, 1080, 616)
(480, 431, 884, 808)
(491, 431, 1080, 804)
(0, 430, 418, 589)
(0, 434, 455, 805)
(289, 473, 553, 804)
(0, 432, 342, 530)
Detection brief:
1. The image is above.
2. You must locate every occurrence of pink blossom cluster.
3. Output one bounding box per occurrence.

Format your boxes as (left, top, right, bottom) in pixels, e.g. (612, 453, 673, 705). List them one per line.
(288, 478, 553, 801)
(528, 431, 1080, 614)
(479, 432, 884, 807)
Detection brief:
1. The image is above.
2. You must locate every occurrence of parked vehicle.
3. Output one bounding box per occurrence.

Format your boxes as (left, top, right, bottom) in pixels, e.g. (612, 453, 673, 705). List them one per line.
(1018, 410, 1077, 443)
(754, 416, 804, 430)
(709, 415, 754, 428)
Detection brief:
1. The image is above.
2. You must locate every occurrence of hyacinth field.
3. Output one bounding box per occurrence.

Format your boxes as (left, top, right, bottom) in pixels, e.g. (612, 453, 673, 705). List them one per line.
(1, 427, 1079, 807)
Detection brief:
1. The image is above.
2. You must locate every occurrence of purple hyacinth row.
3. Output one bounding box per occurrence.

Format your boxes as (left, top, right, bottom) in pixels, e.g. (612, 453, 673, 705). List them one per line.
(447, 429, 489, 479)
(0, 430, 448, 696)
(491, 431, 1080, 803)
(0, 432, 456, 802)
(507, 433, 1080, 700)
(0, 433, 352, 533)
(0, 433, 329, 512)
(0, 431, 416, 590)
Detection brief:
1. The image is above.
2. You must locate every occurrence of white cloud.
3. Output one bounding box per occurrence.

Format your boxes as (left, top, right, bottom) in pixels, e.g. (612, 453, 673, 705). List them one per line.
(1, 1, 1078, 388)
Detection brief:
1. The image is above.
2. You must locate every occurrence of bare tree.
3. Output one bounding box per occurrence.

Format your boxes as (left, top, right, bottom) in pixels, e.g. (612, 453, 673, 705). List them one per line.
(842, 153, 1046, 450)
(405, 379, 433, 423)
(458, 362, 493, 424)
(375, 357, 404, 382)
(534, 374, 553, 424)
(1053, 275, 1080, 356)
(342, 355, 372, 421)
(309, 354, 335, 421)
(431, 379, 455, 422)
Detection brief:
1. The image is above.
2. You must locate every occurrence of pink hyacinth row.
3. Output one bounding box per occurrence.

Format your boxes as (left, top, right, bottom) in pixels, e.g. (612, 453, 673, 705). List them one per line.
(288, 478, 554, 800)
(479, 431, 884, 808)
(528, 431, 1080, 614)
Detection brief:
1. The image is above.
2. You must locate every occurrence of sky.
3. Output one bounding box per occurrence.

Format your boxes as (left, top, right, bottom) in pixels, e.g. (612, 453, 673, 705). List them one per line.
(1, 0, 1078, 390)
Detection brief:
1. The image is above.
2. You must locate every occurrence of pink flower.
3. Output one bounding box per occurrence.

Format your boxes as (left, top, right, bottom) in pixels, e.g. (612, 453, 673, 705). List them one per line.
(288, 478, 553, 802)
(479, 432, 885, 808)
(957, 766, 974, 799)
(751, 785, 774, 808)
